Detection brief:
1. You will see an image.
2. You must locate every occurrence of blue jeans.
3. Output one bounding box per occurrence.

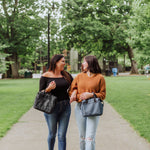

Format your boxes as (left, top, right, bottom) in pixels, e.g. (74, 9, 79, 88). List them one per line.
(75, 103, 100, 150)
(44, 100, 71, 150)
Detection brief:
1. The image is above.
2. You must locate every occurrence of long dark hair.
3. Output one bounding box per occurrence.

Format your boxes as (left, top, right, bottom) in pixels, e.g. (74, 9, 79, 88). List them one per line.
(82, 55, 101, 73)
(48, 54, 64, 72)
(48, 54, 72, 84)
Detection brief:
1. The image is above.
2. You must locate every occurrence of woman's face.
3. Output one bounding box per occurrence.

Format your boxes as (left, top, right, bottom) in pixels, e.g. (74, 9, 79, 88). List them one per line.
(82, 58, 88, 71)
(56, 57, 65, 71)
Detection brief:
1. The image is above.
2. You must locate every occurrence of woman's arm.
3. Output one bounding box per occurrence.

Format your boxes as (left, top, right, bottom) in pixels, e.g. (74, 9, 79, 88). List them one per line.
(39, 77, 46, 91)
(70, 90, 77, 103)
(39, 76, 56, 93)
(79, 92, 94, 100)
(45, 81, 56, 92)
(95, 76, 106, 100)
(69, 75, 78, 103)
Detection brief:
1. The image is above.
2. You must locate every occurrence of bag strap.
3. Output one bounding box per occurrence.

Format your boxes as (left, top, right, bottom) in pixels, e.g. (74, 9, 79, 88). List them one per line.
(92, 92, 104, 104)
(92, 92, 97, 98)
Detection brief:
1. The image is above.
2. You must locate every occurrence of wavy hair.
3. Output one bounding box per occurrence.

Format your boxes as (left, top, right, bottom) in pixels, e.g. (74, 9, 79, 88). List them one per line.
(82, 55, 101, 73)
(48, 54, 72, 84)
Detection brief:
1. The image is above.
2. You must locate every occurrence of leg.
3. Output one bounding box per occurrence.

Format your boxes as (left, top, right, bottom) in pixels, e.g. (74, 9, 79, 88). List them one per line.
(57, 102, 71, 150)
(85, 116, 100, 150)
(44, 112, 58, 150)
(75, 103, 86, 150)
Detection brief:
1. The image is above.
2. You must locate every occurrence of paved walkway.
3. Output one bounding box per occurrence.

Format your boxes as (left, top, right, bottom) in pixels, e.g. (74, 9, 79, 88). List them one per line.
(0, 102, 150, 150)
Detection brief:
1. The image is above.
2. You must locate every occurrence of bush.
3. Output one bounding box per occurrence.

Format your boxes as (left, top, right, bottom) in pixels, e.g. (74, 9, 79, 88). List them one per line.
(19, 69, 33, 77)
(138, 69, 145, 74)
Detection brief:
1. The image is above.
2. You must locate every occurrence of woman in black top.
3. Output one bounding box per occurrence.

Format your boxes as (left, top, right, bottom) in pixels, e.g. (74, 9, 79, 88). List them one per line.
(39, 54, 73, 150)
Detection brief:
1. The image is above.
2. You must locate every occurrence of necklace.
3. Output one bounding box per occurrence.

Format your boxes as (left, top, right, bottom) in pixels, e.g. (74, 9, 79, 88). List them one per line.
(87, 71, 93, 77)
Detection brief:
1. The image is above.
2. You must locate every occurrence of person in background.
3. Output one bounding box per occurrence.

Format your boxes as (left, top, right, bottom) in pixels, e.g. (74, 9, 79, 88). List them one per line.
(70, 55, 106, 150)
(39, 54, 73, 150)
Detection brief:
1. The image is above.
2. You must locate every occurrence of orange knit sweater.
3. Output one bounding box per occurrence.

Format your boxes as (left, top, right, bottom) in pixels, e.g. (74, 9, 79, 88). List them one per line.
(70, 72, 106, 102)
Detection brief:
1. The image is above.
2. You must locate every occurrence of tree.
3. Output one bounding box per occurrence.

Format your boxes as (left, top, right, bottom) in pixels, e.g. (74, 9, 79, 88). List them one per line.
(0, 43, 12, 74)
(60, 0, 112, 55)
(0, 0, 49, 77)
(110, 0, 139, 74)
(126, 0, 150, 55)
(60, 0, 140, 73)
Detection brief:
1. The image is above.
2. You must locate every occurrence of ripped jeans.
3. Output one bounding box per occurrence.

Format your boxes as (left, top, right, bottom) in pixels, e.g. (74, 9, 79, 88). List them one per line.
(75, 103, 100, 150)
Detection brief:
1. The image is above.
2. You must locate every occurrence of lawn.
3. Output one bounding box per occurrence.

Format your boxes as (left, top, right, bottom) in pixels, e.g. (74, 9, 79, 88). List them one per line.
(0, 76, 150, 143)
(105, 76, 150, 142)
(0, 79, 39, 138)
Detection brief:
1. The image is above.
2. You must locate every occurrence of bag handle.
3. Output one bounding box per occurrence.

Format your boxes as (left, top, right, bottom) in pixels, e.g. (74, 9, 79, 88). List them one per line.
(92, 92, 97, 98)
(92, 92, 104, 104)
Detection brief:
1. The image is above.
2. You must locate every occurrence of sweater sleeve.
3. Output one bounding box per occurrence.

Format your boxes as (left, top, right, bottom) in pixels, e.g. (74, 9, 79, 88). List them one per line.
(69, 75, 82, 102)
(69, 75, 78, 96)
(39, 77, 47, 91)
(95, 76, 106, 100)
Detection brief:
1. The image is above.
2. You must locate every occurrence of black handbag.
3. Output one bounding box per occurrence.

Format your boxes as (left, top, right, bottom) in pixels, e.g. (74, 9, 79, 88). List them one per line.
(81, 93, 104, 117)
(33, 91, 57, 114)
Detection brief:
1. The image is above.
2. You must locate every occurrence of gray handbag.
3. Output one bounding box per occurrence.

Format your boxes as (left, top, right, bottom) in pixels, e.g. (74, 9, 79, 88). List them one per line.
(34, 91, 57, 114)
(81, 93, 104, 117)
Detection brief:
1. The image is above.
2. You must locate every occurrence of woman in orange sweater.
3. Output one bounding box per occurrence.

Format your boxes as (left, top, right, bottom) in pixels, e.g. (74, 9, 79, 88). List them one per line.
(70, 55, 106, 150)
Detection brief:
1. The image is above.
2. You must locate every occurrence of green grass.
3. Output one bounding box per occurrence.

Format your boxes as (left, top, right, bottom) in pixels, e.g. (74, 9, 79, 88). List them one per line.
(0, 79, 39, 138)
(105, 76, 150, 142)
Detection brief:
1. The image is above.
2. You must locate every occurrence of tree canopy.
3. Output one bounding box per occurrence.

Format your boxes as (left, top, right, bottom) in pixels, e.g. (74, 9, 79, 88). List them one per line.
(0, 0, 63, 77)
(0, 0, 150, 77)
(60, 0, 150, 73)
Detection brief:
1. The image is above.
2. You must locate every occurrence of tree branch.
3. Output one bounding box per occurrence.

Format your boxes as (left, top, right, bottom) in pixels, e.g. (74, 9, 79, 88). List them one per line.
(14, 35, 30, 46)
(14, 0, 18, 13)
(2, 0, 9, 18)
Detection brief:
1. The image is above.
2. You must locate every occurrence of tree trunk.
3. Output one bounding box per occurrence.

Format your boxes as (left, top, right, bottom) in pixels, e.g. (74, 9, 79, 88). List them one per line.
(34, 62, 37, 73)
(8, 52, 19, 78)
(123, 54, 126, 72)
(5, 64, 12, 78)
(126, 45, 138, 74)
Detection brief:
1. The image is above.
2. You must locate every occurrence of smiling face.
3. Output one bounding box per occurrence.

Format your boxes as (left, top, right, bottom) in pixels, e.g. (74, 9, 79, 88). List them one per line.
(56, 57, 65, 71)
(82, 58, 88, 71)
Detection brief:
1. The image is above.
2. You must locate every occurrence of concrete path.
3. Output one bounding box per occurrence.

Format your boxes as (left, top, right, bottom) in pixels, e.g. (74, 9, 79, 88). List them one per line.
(0, 102, 150, 150)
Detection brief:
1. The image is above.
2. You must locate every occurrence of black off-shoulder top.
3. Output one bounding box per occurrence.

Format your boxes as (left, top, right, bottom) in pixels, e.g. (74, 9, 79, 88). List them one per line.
(39, 76, 72, 102)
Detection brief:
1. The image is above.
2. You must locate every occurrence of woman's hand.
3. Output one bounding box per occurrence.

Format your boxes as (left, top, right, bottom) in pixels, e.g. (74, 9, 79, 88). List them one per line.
(70, 90, 77, 103)
(45, 81, 56, 92)
(80, 92, 93, 100)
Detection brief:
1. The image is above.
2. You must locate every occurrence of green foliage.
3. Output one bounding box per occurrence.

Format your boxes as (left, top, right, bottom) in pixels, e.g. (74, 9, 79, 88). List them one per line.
(0, 0, 47, 55)
(0, 52, 12, 74)
(60, 0, 150, 73)
(0, 0, 66, 76)
(60, 0, 134, 56)
(0, 44, 9, 73)
(18, 69, 32, 76)
(0, 0, 52, 77)
(60, 0, 113, 54)
(126, 0, 150, 54)
(137, 55, 150, 68)
(0, 0, 149, 76)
